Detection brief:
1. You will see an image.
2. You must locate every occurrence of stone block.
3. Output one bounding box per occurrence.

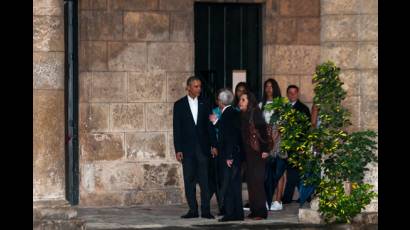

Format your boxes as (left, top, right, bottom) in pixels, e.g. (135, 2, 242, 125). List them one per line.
(79, 41, 108, 71)
(263, 17, 276, 44)
(360, 70, 378, 101)
(80, 10, 122, 41)
(148, 42, 193, 71)
(358, 42, 378, 69)
(296, 18, 320, 45)
(361, 99, 378, 130)
(168, 132, 178, 161)
(265, 0, 279, 17)
(33, 90, 65, 200)
(128, 71, 166, 102)
(359, 14, 378, 41)
(80, 192, 124, 206)
(110, 103, 145, 131)
(126, 133, 167, 160)
(298, 208, 324, 224)
(159, 0, 193, 11)
(321, 0, 360, 15)
(79, 103, 110, 133)
(79, 72, 92, 102)
(166, 72, 190, 102)
(142, 163, 182, 189)
(339, 70, 360, 96)
(170, 12, 194, 42)
(279, 0, 320, 16)
(276, 18, 297, 44)
(81, 133, 124, 162)
(33, 52, 64, 90)
(300, 75, 315, 103)
(33, 16, 64, 52)
(124, 190, 167, 206)
(321, 42, 358, 69)
(124, 12, 169, 41)
(272, 45, 320, 75)
(146, 103, 173, 131)
(33, 0, 63, 16)
(108, 0, 158, 10)
(341, 96, 360, 132)
(321, 15, 358, 42)
(91, 72, 127, 102)
(108, 42, 147, 71)
(80, 0, 107, 10)
(360, 0, 378, 14)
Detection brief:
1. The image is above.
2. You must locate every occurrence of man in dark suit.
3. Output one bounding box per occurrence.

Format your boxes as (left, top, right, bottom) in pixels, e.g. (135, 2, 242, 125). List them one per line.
(282, 85, 311, 204)
(173, 76, 218, 219)
(209, 89, 244, 222)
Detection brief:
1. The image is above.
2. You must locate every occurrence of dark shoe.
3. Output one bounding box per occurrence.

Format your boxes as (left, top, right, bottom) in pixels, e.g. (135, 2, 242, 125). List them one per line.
(201, 213, 215, 219)
(181, 212, 199, 218)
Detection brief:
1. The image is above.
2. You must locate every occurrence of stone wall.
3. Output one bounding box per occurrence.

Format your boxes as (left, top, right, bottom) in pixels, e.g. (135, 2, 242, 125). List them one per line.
(320, 0, 378, 212)
(33, 0, 66, 201)
(78, 0, 322, 207)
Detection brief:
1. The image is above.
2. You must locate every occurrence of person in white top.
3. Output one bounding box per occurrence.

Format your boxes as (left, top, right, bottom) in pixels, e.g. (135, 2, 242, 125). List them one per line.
(259, 78, 286, 211)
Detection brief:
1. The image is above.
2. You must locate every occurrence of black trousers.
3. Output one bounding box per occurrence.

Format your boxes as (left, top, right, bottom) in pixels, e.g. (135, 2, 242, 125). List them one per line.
(209, 155, 225, 213)
(221, 162, 244, 220)
(282, 162, 300, 204)
(182, 143, 211, 215)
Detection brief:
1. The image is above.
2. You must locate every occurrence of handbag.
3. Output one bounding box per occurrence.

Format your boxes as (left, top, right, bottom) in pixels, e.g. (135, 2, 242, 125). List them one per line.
(248, 112, 274, 153)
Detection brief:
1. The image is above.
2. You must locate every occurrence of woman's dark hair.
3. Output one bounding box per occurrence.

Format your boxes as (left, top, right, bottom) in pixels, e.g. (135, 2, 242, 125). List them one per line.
(240, 92, 266, 126)
(233, 82, 250, 107)
(261, 78, 281, 111)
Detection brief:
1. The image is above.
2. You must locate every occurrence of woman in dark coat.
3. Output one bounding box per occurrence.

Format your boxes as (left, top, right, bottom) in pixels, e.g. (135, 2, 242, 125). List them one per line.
(238, 92, 271, 220)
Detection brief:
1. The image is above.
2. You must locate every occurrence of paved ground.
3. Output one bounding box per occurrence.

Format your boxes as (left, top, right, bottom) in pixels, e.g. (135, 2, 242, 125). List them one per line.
(76, 203, 377, 230)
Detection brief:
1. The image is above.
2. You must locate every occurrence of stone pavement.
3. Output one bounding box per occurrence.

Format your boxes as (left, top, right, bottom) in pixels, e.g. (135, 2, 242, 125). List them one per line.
(76, 203, 377, 230)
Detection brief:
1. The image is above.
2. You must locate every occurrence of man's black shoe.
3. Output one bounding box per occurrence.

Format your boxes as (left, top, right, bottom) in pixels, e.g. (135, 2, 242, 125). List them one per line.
(181, 212, 199, 218)
(201, 213, 215, 219)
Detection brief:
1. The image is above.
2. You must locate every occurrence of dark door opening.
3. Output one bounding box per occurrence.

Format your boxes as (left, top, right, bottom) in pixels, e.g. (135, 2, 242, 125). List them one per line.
(194, 2, 262, 106)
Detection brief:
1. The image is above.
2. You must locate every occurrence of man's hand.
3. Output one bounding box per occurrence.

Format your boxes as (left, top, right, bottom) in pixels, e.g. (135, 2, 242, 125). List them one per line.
(226, 159, 233, 168)
(261, 152, 269, 159)
(176, 152, 183, 162)
(209, 114, 217, 124)
(211, 147, 218, 158)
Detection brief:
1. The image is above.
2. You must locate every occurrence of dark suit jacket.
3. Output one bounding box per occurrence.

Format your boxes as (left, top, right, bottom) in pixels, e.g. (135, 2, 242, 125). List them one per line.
(292, 100, 311, 120)
(214, 106, 243, 163)
(173, 96, 217, 158)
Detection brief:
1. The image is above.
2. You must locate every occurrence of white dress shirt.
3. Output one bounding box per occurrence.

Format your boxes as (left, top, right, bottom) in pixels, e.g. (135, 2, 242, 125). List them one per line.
(187, 95, 198, 125)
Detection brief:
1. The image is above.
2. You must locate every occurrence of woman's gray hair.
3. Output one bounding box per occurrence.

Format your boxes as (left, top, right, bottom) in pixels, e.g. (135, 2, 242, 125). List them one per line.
(218, 88, 234, 106)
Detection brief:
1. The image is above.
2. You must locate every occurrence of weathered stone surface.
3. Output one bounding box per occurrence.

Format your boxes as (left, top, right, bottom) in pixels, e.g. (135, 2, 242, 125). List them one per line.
(91, 72, 127, 102)
(361, 99, 378, 130)
(143, 163, 182, 188)
(124, 12, 169, 41)
(33, 52, 64, 90)
(262, 45, 275, 74)
(79, 103, 110, 133)
(297, 18, 320, 45)
(111, 103, 145, 131)
(167, 72, 189, 102)
(276, 18, 297, 44)
(108, 42, 147, 71)
(124, 190, 167, 206)
(126, 132, 166, 160)
(271, 45, 320, 75)
(265, 0, 279, 17)
(33, 90, 65, 200)
(79, 41, 108, 71)
(33, 0, 63, 16)
(298, 208, 324, 224)
(265, 75, 300, 96)
(263, 17, 276, 44)
(321, 42, 358, 69)
(170, 12, 194, 42)
(299, 75, 314, 103)
(359, 15, 378, 41)
(321, 15, 358, 41)
(79, 72, 92, 102)
(80, 10, 122, 41)
(360, 70, 378, 101)
(80, 0, 107, 10)
(33, 219, 85, 230)
(279, 0, 320, 16)
(168, 132, 177, 161)
(159, 0, 193, 11)
(148, 42, 193, 71)
(339, 70, 360, 96)
(80, 192, 124, 206)
(108, 0, 158, 10)
(128, 71, 166, 102)
(321, 0, 360, 15)
(358, 42, 378, 69)
(146, 103, 173, 131)
(360, 0, 378, 14)
(342, 96, 360, 132)
(81, 133, 124, 161)
(33, 16, 64, 52)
